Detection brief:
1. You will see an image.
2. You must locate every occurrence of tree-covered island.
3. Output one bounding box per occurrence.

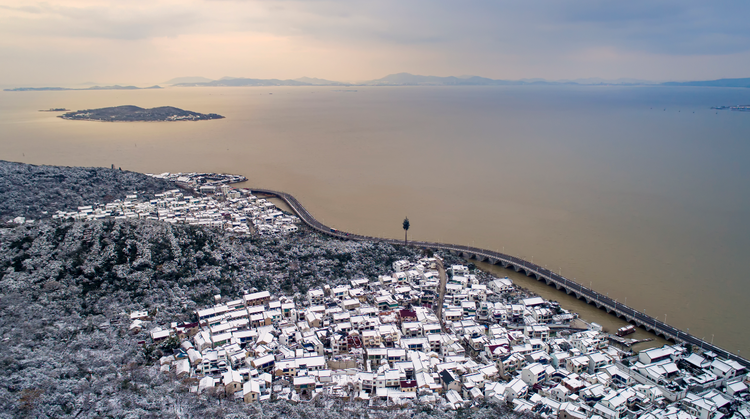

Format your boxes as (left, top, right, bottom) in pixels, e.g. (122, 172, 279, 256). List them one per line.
(59, 105, 225, 122)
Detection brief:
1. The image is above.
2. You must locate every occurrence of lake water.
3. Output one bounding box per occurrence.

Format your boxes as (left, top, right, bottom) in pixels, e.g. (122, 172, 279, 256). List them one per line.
(2, 85, 749, 354)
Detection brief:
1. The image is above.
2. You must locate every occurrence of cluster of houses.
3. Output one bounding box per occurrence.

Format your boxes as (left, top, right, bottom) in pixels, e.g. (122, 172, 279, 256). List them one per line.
(52, 185, 300, 236)
(148, 257, 750, 418)
(145, 172, 247, 189)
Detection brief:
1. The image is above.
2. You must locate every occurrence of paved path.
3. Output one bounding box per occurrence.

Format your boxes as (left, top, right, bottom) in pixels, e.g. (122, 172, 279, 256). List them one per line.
(434, 256, 448, 333)
(253, 188, 749, 368)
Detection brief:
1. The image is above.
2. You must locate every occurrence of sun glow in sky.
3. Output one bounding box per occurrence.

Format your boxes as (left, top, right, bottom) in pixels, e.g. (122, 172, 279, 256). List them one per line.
(1, 0, 749, 85)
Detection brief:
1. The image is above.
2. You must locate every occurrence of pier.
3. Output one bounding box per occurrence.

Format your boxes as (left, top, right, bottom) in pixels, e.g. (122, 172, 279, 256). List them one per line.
(251, 188, 750, 368)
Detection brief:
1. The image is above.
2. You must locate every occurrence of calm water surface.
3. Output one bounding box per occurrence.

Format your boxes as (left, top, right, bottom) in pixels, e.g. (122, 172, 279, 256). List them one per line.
(2, 86, 749, 354)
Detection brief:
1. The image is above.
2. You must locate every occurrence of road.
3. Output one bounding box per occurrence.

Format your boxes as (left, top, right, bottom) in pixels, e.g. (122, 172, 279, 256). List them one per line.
(434, 255, 448, 333)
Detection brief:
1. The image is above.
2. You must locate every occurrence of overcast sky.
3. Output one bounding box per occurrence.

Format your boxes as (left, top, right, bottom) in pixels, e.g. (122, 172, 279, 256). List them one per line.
(1, 0, 749, 85)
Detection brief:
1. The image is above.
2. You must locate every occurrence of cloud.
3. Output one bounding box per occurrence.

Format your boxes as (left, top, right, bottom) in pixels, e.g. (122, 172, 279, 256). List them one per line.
(1, 0, 749, 84)
(0, 4, 43, 13)
(550, 0, 750, 55)
(0, 1, 202, 40)
(4, 0, 749, 52)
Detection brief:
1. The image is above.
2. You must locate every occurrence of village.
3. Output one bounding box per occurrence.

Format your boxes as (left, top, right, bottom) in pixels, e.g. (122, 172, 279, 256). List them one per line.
(145, 255, 750, 419)
(51, 173, 300, 236)
(40, 172, 750, 418)
(144, 171, 248, 188)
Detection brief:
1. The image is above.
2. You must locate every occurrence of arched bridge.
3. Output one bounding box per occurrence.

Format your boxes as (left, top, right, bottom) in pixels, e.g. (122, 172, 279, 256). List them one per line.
(253, 188, 749, 368)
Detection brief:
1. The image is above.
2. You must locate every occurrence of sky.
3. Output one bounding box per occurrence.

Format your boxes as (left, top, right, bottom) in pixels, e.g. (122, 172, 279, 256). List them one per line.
(1, 0, 749, 86)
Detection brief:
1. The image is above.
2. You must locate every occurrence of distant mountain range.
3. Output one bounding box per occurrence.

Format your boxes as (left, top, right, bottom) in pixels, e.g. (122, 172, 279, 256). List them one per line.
(361, 73, 520, 86)
(167, 73, 750, 88)
(6, 75, 750, 91)
(166, 73, 648, 87)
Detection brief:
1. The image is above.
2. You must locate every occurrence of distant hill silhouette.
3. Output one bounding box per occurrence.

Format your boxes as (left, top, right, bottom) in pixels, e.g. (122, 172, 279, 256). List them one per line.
(363, 72, 521, 86)
(14, 73, 743, 91)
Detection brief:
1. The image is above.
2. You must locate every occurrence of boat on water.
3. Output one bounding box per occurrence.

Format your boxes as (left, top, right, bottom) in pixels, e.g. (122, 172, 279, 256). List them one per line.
(616, 325, 636, 337)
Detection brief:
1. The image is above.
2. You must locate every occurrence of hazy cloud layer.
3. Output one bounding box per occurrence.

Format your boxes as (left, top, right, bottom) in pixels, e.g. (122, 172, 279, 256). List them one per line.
(1, 0, 748, 85)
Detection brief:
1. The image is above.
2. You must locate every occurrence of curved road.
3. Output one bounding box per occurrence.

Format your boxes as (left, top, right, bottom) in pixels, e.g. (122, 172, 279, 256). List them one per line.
(254, 188, 749, 368)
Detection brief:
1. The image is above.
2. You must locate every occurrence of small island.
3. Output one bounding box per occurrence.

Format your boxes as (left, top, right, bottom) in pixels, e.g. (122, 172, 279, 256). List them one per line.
(710, 105, 750, 112)
(39, 108, 70, 112)
(58, 105, 225, 122)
